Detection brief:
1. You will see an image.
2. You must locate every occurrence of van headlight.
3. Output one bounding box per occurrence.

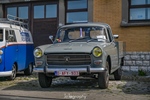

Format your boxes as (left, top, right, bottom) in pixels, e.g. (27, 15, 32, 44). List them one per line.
(0, 50, 3, 55)
(92, 47, 102, 57)
(34, 48, 43, 58)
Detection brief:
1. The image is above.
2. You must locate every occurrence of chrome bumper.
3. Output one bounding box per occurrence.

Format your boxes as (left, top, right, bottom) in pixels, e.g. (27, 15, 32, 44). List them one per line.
(0, 71, 12, 77)
(34, 67, 106, 73)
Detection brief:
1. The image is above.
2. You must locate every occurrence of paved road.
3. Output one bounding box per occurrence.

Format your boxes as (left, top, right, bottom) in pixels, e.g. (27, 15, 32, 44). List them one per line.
(0, 74, 150, 100)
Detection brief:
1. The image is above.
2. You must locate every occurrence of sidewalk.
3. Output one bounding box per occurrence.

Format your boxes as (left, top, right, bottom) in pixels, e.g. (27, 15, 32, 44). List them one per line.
(121, 71, 150, 82)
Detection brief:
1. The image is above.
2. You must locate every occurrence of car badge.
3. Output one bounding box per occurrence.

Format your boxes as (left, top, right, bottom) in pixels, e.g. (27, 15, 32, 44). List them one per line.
(64, 56, 70, 62)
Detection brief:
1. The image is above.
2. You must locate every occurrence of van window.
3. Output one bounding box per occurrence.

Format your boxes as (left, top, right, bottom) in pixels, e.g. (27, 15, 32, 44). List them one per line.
(10, 30, 17, 42)
(0, 29, 3, 41)
(5, 30, 9, 41)
(5, 30, 17, 42)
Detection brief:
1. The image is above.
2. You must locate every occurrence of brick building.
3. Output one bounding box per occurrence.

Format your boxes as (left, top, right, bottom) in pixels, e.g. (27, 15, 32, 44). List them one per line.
(0, 0, 150, 72)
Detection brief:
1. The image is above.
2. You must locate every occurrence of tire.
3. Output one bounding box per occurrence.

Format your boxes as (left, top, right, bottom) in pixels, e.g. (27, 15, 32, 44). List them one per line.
(8, 64, 17, 80)
(70, 76, 77, 80)
(24, 63, 33, 75)
(38, 73, 52, 88)
(98, 61, 109, 89)
(113, 67, 122, 80)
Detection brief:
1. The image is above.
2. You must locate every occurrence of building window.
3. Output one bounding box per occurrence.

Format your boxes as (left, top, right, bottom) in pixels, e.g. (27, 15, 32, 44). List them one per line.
(34, 5, 44, 19)
(34, 4, 57, 19)
(66, 0, 88, 24)
(7, 6, 28, 19)
(121, 0, 150, 26)
(18, 6, 28, 19)
(130, 0, 150, 21)
(7, 7, 17, 17)
(46, 5, 57, 18)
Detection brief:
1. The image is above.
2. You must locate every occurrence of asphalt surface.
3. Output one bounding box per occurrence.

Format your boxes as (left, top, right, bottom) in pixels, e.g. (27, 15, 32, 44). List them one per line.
(0, 73, 150, 100)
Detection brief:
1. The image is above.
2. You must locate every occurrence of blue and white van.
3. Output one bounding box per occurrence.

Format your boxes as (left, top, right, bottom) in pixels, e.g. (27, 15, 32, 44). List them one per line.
(0, 15, 34, 80)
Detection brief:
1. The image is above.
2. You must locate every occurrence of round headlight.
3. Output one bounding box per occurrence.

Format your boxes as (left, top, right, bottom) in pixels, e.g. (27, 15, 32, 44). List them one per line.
(0, 50, 3, 55)
(92, 47, 102, 57)
(34, 48, 43, 58)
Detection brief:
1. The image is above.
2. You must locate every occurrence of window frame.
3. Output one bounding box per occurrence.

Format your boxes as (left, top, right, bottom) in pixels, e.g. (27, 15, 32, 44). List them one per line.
(121, 0, 150, 26)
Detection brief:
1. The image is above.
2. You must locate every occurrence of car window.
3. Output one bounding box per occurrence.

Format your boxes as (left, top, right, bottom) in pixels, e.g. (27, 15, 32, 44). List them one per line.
(107, 28, 113, 42)
(90, 29, 107, 39)
(68, 30, 85, 39)
(56, 26, 107, 43)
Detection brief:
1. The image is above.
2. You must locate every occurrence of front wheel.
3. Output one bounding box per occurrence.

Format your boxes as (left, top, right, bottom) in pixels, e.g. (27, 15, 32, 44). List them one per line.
(38, 73, 52, 88)
(24, 63, 33, 75)
(98, 61, 109, 89)
(8, 64, 17, 80)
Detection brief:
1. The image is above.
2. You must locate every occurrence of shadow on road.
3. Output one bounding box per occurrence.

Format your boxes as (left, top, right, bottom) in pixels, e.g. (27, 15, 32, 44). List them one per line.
(0, 73, 150, 95)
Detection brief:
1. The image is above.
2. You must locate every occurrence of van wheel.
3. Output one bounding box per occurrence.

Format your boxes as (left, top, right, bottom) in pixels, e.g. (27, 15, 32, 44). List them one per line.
(8, 64, 17, 80)
(113, 67, 122, 80)
(98, 61, 109, 89)
(24, 63, 33, 75)
(38, 73, 52, 88)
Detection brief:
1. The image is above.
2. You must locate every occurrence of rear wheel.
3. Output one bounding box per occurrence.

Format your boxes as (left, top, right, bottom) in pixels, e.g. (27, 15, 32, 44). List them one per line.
(113, 67, 122, 80)
(38, 73, 52, 88)
(98, 61, 109, 89)
(8, 64, 17, 80)
(113, 58, 123, 80)
(24, 63, 33, 75)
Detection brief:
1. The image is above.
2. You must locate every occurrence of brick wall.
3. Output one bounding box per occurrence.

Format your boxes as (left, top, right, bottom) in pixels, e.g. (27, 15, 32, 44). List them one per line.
(93, 0, 150, 72)
(123, 52, 150, 72)
(93, 0, 150, 52)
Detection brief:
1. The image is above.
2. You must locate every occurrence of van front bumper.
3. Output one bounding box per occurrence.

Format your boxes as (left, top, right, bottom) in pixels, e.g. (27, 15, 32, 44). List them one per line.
(0, 71, 12, 77)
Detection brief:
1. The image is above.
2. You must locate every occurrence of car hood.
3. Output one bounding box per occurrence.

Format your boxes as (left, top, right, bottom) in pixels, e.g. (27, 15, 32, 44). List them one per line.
(44, 42, 106, 54)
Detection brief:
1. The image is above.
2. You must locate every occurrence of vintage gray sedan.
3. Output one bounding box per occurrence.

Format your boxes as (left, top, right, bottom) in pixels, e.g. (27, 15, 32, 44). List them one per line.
(33, 23, 125, 89)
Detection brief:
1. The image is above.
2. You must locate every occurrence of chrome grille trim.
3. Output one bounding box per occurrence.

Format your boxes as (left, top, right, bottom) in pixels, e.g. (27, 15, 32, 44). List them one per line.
(47, 54, 91, 65)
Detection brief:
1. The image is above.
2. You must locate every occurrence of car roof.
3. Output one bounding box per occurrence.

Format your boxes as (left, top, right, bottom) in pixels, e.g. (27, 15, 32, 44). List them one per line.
(60, 22, 110, 29)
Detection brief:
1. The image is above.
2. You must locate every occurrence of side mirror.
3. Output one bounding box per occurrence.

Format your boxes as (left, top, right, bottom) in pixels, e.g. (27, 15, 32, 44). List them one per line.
(49, 35, 54, 43)
(113, 35, 119, 39)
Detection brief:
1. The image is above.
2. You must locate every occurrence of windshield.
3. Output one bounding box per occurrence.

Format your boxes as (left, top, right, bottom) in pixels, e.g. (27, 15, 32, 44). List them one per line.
(54, 26, 107, 43)
(0, 29, 3, 42)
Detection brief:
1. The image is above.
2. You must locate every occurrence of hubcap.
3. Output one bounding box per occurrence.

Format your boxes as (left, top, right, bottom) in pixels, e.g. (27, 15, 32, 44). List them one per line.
(12, 65, 16, 79)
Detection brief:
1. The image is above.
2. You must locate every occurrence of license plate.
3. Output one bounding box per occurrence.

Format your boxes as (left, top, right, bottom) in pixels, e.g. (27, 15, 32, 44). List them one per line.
(54, 71, 79, 76)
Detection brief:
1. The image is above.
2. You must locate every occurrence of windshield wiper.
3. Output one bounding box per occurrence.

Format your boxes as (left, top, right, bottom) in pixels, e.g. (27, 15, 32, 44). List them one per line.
(69, 37, 87, 43)
(87, 38, 106, 43)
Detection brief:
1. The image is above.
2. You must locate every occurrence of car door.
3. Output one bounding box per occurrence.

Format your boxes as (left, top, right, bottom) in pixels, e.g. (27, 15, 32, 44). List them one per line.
(4, 29, 18, 71)
(106, 28, 119, 69)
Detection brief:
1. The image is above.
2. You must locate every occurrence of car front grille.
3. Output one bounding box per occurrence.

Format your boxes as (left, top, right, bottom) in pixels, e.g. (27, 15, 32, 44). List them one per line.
(47, 54, 91, 65)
